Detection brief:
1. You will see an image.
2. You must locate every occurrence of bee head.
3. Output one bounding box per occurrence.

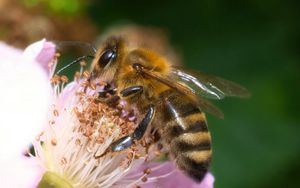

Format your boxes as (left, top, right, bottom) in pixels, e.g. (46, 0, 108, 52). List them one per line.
(90, 37, 124, 82)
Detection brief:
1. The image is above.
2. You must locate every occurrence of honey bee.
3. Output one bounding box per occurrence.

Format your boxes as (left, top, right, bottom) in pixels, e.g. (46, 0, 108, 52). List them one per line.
(57, 28, 249, 182)
(86, 33, 250, 182)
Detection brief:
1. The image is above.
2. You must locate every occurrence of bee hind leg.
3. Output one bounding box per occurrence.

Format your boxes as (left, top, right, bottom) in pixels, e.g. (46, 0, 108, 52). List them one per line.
(112, 104, 155, 150)
(95, 104, 155, 159)
(132, 104, 155, 140)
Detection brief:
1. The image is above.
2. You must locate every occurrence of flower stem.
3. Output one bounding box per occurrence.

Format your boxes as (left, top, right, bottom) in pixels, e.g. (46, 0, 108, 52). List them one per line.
(37, 171, 73, 188)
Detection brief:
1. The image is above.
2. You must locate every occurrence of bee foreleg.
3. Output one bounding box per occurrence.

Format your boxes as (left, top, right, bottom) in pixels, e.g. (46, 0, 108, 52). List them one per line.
(96, 83, 119, 106)
(109, 104, 155, 152)
(120, 86, 143, 97)
(96, 95, 120, 107)
(98, 83, 117, 98)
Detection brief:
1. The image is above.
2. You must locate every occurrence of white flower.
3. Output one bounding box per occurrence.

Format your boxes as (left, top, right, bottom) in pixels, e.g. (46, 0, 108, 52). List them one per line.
(33, 44, 149, 188)
(0, 39, 214, 188)
(0, 39, 54, 187)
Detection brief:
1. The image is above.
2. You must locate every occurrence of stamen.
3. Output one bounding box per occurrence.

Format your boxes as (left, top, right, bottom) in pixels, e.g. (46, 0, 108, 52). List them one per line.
(79, 60, 87, 77)
(33, 53, 172, 188)
(53, 109, 59, 117)
(51, 138, 57, 146)
(49, 53, 60, 77)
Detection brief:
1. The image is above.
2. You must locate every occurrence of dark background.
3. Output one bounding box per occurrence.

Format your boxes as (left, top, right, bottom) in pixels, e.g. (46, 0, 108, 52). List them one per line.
(2, 0, 300, 187)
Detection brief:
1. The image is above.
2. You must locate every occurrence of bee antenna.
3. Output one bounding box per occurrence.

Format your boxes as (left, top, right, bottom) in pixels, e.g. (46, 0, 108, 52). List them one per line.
(56, 55, 95, 75)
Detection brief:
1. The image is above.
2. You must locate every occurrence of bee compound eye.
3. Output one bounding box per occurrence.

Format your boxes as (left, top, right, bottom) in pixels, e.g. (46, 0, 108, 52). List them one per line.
(98, 49, 116, 67)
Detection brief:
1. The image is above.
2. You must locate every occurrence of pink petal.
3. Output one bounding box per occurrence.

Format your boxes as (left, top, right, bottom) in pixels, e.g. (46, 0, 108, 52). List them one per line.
(23, 39, 56, 72)
(140, 162, 214, 188)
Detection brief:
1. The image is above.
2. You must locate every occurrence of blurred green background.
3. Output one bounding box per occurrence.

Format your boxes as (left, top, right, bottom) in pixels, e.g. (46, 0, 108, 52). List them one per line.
(2, 0, 300, 187)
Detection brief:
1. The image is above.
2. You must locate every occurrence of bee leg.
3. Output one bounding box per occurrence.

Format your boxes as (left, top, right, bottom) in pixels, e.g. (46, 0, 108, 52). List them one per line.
(97, 85, 142, 105)
(120, 86, 143, 97)
(132, 104, 155, 140)
(95, 95, 120, 107)
(98, 84, 117, 98)
(96, 84, 120, 106)
(94, 135, 134, 159)
(111, 104, 155, 151)
(106, 95, 120, 106)
(110, 135, 134, 152)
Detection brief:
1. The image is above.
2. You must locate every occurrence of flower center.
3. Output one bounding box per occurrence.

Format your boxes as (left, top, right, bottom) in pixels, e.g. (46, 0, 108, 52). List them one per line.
(38, 171, 74, 188)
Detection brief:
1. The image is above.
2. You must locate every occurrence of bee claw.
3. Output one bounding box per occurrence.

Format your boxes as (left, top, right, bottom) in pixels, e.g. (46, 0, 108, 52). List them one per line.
(94, 146, 113, 159)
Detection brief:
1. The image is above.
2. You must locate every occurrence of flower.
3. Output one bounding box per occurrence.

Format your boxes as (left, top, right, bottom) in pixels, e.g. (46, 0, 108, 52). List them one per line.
(32, 44, 214, 187)
(33, 57, 159, 187)
(137, 162, 214, 188)
(0, 39, 214, 188)
(0, 39, 54, 187)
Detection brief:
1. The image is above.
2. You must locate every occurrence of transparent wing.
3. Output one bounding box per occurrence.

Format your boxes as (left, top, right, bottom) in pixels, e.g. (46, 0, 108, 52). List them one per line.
(170, 67, 250, 100)
(140, 67, 224, 118)
(197, 96, 224, 119)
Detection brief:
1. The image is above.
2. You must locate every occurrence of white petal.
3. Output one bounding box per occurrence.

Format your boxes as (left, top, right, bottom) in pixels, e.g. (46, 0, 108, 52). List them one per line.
(0, 42, 22, 62)
(0, 156, 43, 188)
(0, 55, 51, 160)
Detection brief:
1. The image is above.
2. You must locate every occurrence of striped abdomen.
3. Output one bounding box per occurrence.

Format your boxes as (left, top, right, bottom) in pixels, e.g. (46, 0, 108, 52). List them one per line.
(160, 90, 212, 182)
